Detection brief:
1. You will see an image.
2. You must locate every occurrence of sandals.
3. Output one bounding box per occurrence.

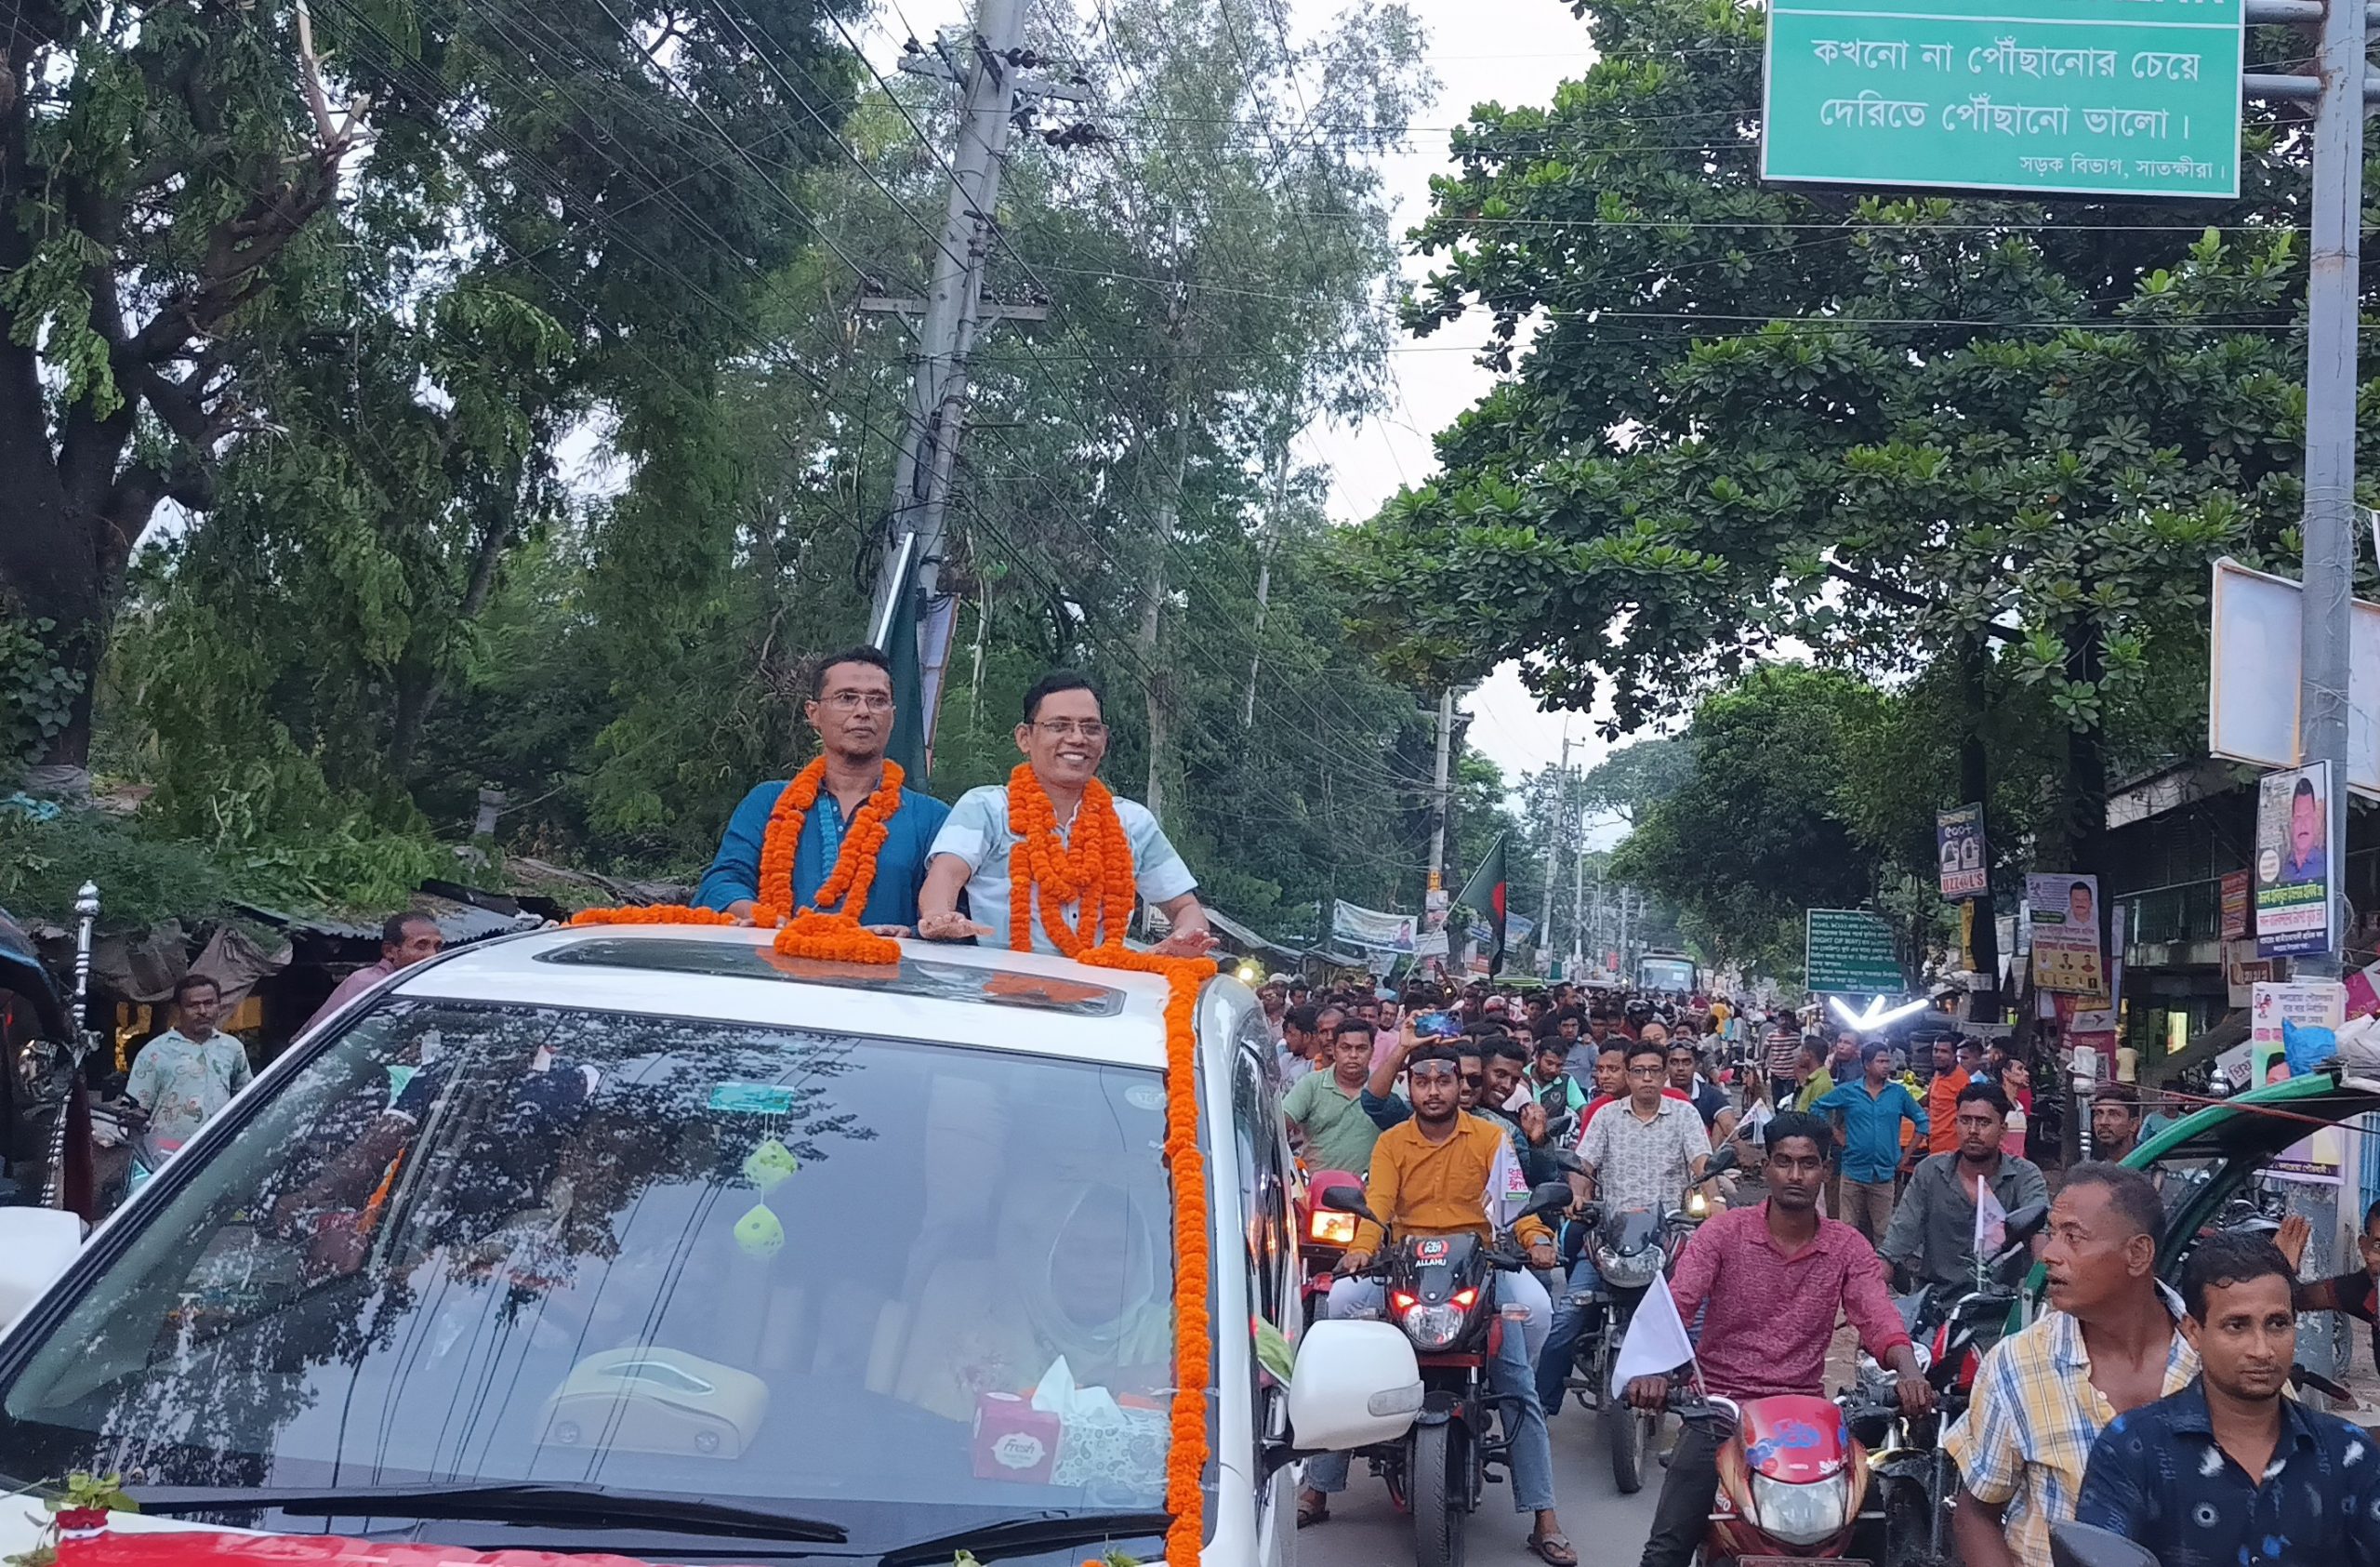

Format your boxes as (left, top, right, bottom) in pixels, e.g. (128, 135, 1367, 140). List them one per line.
(1527, 1531, 1579, 1565)
(1296, 1495, 1329, 1528)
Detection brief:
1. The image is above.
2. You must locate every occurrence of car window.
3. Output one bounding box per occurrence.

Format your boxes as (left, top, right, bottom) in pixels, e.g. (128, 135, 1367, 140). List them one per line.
(0, 1000, 1183, 1530)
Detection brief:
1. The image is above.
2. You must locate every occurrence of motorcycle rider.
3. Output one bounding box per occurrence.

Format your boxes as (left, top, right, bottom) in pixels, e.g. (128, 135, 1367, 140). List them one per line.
(1283, 1017, 1386, 1178)
(1880, 1081, 2049, 1292)
(1296, 1043, 1577, 1565)
(1627, 1111, 1933, 1567)
(1539, 1040, 1712, 1419)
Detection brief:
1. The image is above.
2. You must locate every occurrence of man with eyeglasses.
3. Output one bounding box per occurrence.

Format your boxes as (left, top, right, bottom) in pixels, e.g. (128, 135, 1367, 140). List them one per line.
(696, 645, 950, 931)
(916, 671, 1215, 958)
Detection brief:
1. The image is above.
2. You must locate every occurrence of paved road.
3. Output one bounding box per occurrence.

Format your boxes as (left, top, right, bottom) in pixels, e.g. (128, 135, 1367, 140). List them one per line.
(1297, 1397, 1664, 1567)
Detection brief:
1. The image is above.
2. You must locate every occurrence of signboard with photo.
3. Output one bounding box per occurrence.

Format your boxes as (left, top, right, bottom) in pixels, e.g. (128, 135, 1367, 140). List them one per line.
(2025, 872, 2106, 994)
(1936, 803, 1989, 899)
(1331, 898, 1416, 954)
(2249, 979, 2347, 1184)
(2254, 762, 2335, 960)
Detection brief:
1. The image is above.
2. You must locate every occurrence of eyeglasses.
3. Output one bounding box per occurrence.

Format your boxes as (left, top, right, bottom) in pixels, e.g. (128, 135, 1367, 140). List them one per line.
(1627, 1064, 1667, 1080)
(820, 692, 894, 712)
(1033, 719, 1108, 739)
(1460, 1072, 1483, 1087)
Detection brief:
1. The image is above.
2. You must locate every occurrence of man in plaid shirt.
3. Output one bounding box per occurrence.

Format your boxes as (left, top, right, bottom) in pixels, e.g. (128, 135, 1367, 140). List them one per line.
(1947, 1162, 2197, 1567)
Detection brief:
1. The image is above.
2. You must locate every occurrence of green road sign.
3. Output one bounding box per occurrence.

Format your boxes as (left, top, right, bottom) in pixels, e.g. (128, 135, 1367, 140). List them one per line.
(1805, 908, 1905, 993)
(1764, 0, 2244, 199)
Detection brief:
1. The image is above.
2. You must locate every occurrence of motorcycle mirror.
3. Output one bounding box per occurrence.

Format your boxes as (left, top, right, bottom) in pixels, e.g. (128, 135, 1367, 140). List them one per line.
(2050, 1522, 2159, 1567)
(1318, 1186, 1380, 1226)
(1523, 1180, 1575, 1220)
(2291, 1362, 2353, 1402)
(1705, 1144, 1740, 1177)
(1543, 1149, 1587, 1176)
(2003, 1201, 2049, 1242)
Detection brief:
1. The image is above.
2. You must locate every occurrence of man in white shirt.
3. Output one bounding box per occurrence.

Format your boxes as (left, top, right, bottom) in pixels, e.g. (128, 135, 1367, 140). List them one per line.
(125, 974, 253, 1145)
(917, 671, 1213, 957)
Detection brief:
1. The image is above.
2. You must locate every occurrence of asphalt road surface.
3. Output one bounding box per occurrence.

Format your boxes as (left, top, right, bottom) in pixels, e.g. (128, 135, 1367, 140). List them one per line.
(1294, 1397, 1664, 1567)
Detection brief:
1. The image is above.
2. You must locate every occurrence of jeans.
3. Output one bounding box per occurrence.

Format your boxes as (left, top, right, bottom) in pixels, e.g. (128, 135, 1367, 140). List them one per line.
(1536, 1253, 1604, 1416)
(1640, 1416, 1724, 1567)
(1303, 1272, 1557, 1513)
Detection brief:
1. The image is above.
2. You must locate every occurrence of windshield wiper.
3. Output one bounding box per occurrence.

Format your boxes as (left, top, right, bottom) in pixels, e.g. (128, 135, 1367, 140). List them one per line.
(129, 1481, 848, 1543)
(877, 1508, 1171, 1567)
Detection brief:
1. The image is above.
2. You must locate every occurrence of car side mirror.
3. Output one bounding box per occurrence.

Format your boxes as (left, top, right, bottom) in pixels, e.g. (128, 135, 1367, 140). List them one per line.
(0, 1207, 86, 1333)
(2050, 1522, 2160, 1567)
(1284, 1320, 1422, 1454)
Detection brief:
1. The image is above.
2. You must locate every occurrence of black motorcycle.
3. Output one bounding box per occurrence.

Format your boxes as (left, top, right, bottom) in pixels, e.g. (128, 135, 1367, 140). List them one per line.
(1557, 1142, 1737, 1494)
(1852, 1200, 2049, 1567)
(1318, 1176, 1575, 1567)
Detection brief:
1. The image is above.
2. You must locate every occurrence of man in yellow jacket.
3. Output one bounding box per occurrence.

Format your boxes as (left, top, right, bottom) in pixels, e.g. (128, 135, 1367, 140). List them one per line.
(1296, 1043, 1575, 1565)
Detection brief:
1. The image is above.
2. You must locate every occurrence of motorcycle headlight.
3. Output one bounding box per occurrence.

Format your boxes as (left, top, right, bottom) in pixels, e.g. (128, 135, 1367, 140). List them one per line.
(1399, 1301, 1468, 1349)
(1750, 1471, 1851, 1547)
(1597, 1245, 1661, 1289)
(1684, 1189, 1710, 1219)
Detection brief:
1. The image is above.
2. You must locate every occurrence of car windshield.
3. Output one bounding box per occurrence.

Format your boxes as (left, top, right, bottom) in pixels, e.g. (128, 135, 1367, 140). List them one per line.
(0, 1000, 1180, 1521)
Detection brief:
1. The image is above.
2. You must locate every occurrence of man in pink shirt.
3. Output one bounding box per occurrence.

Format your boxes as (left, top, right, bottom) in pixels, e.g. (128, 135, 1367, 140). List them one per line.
(1625, 1109, 1935, 1567)
(302, 913, 443, 1034)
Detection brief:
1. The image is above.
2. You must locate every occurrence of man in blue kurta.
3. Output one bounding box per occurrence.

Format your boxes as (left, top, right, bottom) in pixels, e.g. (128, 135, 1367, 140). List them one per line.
(694, 646, 949, 931)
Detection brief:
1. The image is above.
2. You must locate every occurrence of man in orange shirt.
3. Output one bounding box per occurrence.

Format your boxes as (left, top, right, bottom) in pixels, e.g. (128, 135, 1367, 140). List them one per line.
(1923, 1029, 1972, 1158)
(1298, 1043, 1574, 1562)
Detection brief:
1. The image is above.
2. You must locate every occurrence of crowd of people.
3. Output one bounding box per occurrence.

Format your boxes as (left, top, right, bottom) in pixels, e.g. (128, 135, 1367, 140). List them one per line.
(1272, 976, 2380, 1567)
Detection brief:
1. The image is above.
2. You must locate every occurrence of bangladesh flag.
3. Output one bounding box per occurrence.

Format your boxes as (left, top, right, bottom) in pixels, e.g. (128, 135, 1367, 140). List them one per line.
(1454, 833, 1510, 976)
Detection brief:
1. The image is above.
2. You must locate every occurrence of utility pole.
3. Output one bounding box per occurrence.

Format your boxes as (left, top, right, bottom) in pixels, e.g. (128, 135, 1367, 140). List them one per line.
(1539, 728, 1572, 970)
(866, 0, 1074, 750)
(1427, 687, 1456, 893)
(2246, 0, 2364, 982)
(1568, 832, 1586, 976)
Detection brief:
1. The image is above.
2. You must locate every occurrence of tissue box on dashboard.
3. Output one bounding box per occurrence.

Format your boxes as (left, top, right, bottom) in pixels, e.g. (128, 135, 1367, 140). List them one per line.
(972, 1391, 1060, 1483)
(1049, 1400, 1168, 1492)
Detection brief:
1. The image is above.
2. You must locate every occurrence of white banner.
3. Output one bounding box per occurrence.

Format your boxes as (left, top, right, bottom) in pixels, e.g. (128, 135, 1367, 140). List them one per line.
(1331, 899, 1417, 954)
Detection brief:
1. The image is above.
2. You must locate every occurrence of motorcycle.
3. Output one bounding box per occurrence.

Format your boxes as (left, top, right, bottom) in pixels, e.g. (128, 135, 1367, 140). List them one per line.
(1667, 1382, 1900, 1565)
(1556, 1142, 1739, 1494)
(1295, 1166, 1365, 1327)
(1316, 1175, 1576, 1567)
(1851, 1200, 2050, 1567)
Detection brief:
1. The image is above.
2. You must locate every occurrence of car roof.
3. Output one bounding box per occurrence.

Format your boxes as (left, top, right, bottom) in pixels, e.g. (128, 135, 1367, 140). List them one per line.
(387, 924, 1185, 1070)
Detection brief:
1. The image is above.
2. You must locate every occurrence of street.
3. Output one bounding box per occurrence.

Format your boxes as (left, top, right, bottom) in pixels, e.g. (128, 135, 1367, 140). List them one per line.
(1297, 1402, 1662, 1567)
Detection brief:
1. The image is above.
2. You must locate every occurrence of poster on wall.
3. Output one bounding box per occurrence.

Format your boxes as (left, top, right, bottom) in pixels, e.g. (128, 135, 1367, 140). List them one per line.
(2249, 979, 2347, 1184)
(1936, 804, 1989, 899)
(2254, 762, 2336, 960)
(2220, 870, 2251, 940)
(2026, 873, 2105, 995)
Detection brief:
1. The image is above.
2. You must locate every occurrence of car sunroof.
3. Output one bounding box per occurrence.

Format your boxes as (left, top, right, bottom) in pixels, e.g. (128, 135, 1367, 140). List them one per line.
(536, 936, 1129, 1016)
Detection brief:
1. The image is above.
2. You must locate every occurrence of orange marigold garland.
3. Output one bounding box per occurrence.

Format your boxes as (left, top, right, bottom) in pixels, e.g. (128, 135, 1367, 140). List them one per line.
(1005, 764, 1137, 956)
(572, 759, 908, 965)
(568, 905, 739, 926)
(1078, 943, 1216, 1567)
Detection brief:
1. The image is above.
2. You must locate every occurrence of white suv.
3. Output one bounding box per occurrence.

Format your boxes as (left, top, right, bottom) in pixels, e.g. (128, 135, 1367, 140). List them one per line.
(0, 927, 1420, 1564)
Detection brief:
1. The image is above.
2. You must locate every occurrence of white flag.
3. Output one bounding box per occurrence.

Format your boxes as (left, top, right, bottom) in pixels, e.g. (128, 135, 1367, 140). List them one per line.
(1610, 1271, 1697, 1399)
(1485, 1134, 1531, 1230)
(1974, 1175, 2007, 1257)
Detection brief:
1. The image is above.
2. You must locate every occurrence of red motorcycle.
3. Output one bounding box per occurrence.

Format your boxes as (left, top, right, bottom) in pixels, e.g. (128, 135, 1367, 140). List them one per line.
(1294, 1166, 1364, 1326)
(1673, 1389, 1887, 1564)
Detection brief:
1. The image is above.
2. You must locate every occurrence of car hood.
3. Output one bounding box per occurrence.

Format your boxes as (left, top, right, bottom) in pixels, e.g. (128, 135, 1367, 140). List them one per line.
(2129, 1070, 2380, 1169)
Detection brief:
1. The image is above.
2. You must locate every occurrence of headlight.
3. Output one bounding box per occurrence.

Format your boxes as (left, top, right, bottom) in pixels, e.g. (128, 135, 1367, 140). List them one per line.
(1308, 1210, 1357, 1246)
(1685, 1189, 1710, 1219)
(1750, 1471, 1851, 1547)
(1398, 1302, 1468, 1349)
(1598, 1245, 1662, 1289)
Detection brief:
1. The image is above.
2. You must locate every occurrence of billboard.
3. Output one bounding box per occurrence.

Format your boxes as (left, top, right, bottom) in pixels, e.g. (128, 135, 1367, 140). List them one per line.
(1936, 803, 1990, 899)
(2254, 762, 2336, 959)
(2027, 872, 2106, 995)
(2207, 558, 2380, 797)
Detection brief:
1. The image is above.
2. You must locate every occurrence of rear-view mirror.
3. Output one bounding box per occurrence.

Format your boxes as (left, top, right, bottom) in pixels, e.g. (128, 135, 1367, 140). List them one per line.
(1319, 1186, 1379, 1226)
(2050, 1522, 2159, 1567)
(1706, 1143, 1740, 1177)
(2003, 1201, 2050, 1244)
(0, 1206, 86, 1333)
(1523, 1180, 1574, 1220)
(1285, 1320, 1423, 1452)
